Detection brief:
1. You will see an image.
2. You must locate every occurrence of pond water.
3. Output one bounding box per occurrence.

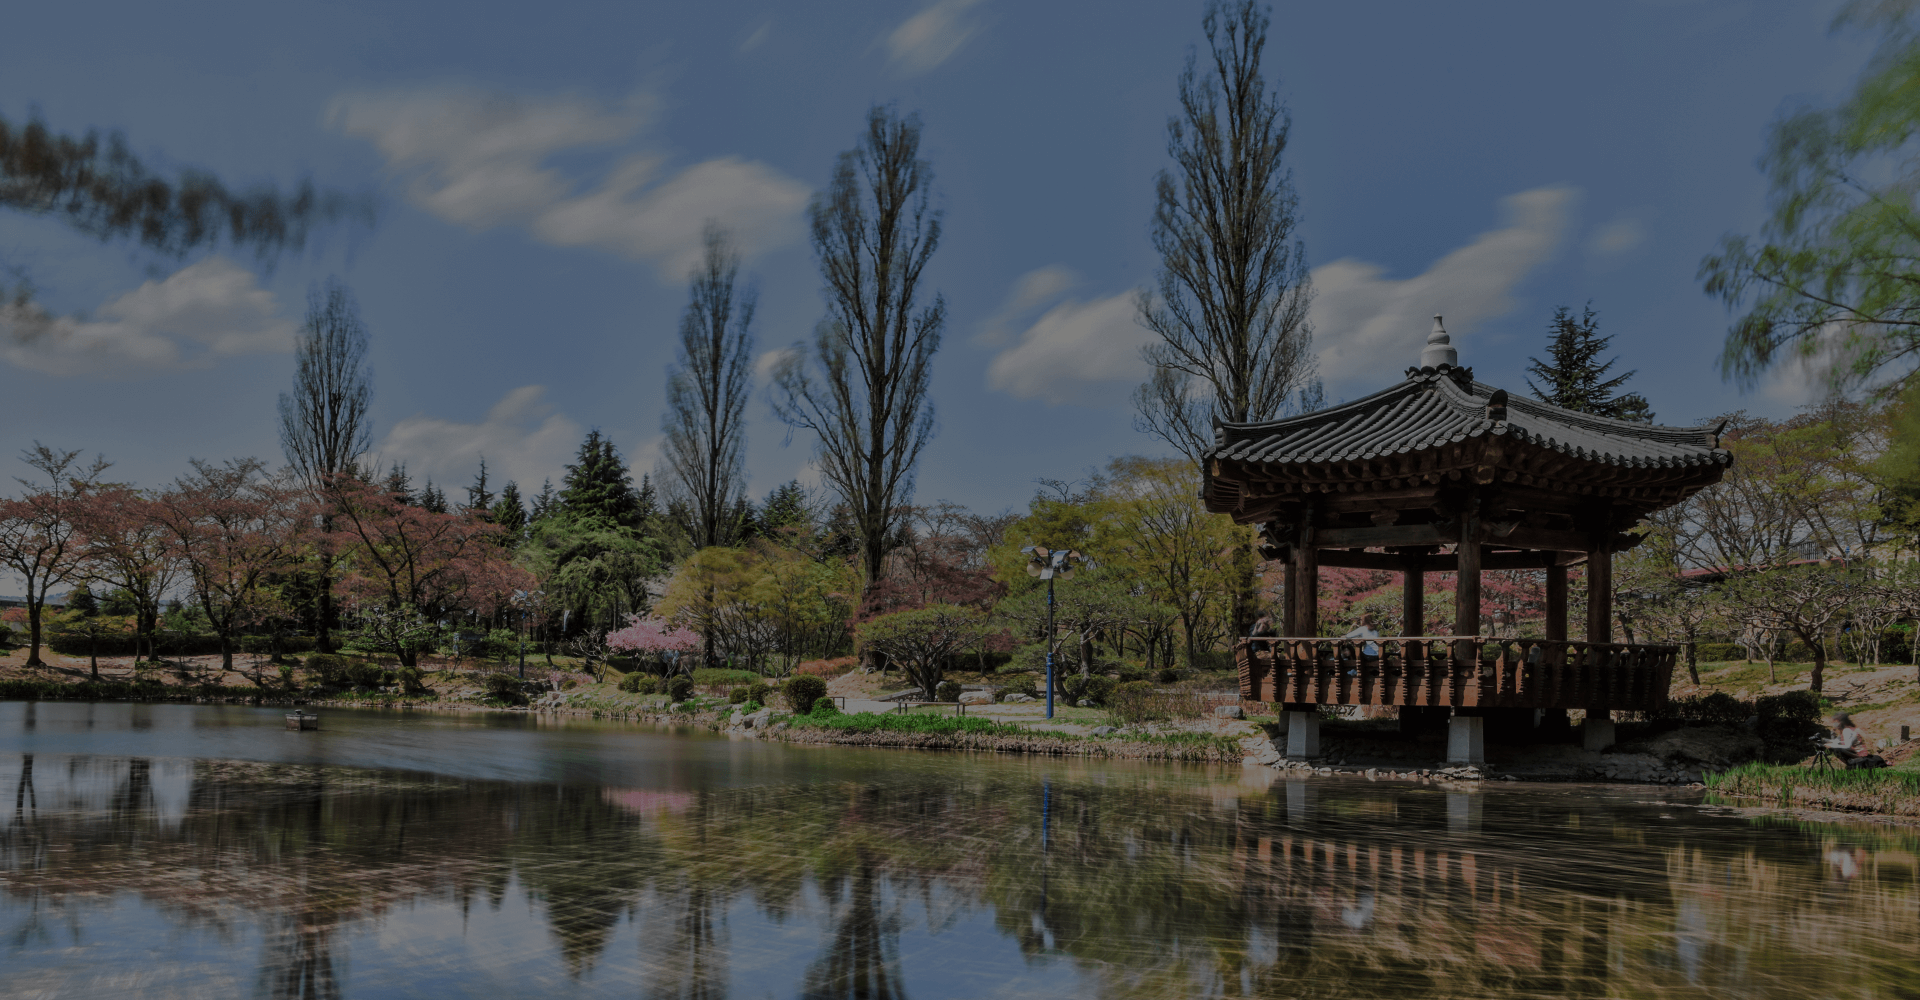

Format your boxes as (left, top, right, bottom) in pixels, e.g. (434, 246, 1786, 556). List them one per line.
(1, 702, 1915, 999)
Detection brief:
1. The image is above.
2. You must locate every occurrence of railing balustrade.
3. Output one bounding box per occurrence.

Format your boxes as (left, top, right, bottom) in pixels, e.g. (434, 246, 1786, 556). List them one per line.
(1235, 636, 1677, 711)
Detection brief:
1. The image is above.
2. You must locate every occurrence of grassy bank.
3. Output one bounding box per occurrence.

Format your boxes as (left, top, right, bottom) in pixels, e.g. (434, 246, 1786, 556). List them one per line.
(1705, 762, 1920, 818)
(780, 710, 1246, 761)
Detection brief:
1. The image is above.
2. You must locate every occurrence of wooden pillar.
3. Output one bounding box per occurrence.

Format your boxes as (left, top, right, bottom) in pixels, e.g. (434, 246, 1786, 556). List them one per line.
(1586, 545, 1613, 643)
(1454, 511, 1481, 638)
(1283, 557, 1300, 636)
(1545, 561, 1568, 641)
(1401, 557, 1425, 637)
(1292, 523, 1319, 638)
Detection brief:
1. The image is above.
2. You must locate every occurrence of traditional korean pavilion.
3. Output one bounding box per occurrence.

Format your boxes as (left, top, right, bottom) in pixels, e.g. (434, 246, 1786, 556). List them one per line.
(1207, 318, 1731, 761)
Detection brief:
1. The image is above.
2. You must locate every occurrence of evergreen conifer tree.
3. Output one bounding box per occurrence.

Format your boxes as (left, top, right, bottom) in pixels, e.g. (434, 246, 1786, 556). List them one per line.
(418, 481, 448, 514)
(560, 430, 639, 528)
(1524, 304, 1654, 421)
(466, 458, 496, 517)
(762, 480, 812, 538)
(530, 479, 557, 522)
(381, 464, 414, 504)
(491, 480, 528, 537)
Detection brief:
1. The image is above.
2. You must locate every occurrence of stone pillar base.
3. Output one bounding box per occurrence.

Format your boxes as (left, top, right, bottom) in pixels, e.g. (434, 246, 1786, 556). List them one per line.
(1285, 711, 1320, 758)
(1447, 715, 1485, 766)
(1583, 716, 1616, 753)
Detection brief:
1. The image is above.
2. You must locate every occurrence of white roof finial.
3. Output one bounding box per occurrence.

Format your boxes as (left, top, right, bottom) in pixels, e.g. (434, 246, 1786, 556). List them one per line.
(1420, 314, 1457, 368)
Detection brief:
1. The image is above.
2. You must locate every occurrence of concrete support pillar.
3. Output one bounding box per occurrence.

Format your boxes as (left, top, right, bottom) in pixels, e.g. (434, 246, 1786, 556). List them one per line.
(1545, 562, 1568, 641)
(1285, 710, 1321, 758)
(1447, 714, 1485, 766)
(1583, 714, 1616, 752)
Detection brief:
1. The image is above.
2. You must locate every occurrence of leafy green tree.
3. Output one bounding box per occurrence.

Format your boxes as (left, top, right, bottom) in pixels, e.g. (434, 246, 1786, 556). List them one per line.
(1524, 304, 1652, 420)
(856, 604, 989, 699)
(1700, 3, 1920, 393)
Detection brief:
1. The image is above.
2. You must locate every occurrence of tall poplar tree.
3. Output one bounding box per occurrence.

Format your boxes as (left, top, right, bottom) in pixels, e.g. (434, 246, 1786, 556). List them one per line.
(278, 278, 373, 653)
(774, 105, 944, 603)
(663, 225, 755, 549)
(1134, 0, 1319, 464)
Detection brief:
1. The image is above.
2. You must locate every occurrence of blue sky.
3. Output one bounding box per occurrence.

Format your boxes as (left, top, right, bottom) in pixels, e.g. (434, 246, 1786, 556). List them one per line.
(0, 0, 1873, 515)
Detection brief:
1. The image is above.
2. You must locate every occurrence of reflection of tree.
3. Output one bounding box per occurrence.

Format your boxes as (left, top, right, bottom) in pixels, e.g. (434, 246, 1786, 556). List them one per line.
(255, 907, 342, 1000)
(801, 848, 905, 1000)
(639, 884, 729, 1000)
(4, 755, 1920, 999)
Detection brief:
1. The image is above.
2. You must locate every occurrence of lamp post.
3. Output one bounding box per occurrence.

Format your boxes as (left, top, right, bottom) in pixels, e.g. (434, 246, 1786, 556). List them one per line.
(1021, 546, 1081, 720)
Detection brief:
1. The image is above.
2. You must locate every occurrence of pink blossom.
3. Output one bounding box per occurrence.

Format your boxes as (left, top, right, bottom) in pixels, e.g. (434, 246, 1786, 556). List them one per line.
(607, 615, 699, 655)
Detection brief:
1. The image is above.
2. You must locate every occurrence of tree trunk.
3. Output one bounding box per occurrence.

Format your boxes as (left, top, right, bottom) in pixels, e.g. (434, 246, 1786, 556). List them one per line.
(89, 630, 98, 681)
(220, 633, 234, 671)
(1808, 636, 1826, 693)
(1685, 641, 1699, 686)
(25, 598, 44, 667)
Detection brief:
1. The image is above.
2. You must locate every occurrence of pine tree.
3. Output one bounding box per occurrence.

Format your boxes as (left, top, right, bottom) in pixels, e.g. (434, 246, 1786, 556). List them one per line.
(466, 458, 496, 517)
(634, 474, 659, 523)
(530, 479, 557, 522)
(1524, 304, 1654, 421)
(382, 463, 414, 504)
(418, 481, 448, 514)
(67, 584, 99, 617)
(560, 429, 639, 528)
(762, 480, 812, 538)
(491, 480, 528, 537)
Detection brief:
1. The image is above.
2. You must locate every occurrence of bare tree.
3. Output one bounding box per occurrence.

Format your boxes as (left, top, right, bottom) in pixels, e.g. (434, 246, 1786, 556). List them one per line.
(278, 278, 373, 653)
(663, 224, 755, 549)
(0, 445, 110, 666)
(1134, 0, 1318, 464)
(1725, 565, 1855, 693)
(774, 106, 943, 602)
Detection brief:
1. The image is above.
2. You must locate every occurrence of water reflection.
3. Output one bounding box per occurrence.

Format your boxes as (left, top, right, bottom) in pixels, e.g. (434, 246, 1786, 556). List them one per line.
(0, 714, 1916, 998)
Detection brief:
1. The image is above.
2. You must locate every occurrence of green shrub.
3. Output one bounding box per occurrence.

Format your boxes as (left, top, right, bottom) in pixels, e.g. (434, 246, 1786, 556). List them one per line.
(1694, 642, 1747, 662)
(1116, 665, 1147, 684)
(728, 686, 751, 705)
(1657, 691, 1750, 725)
(810, 697, 840, 717)
(784, 674, 829, 714)
(1072, 675, 1116, 706)
(667, 675, 695, 702)
(997, 675, 1038, 700)
(1109, 680, 1160, 723)
(617, 672, 656, 694)
(747, 681, 773, 705)
(691, 668, 760, 687)
(1155, 668, 1182, 684)
(481, 673, 526, 705)
(935, 680, 963, 703)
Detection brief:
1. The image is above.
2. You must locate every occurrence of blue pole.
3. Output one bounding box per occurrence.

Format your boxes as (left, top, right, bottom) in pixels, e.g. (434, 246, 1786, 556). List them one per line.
(1045, 574, 1055, 719)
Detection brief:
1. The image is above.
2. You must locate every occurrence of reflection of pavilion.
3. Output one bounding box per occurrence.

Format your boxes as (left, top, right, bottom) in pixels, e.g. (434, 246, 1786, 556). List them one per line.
(1209, 320, 1730, 761)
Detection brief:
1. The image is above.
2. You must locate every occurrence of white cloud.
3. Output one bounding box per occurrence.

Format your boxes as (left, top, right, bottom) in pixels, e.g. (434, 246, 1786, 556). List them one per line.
(0, 257, 294, 376)
(887, 0, 987, 75)
(740, 19, 773, 52)
(375, 385, 583, 491)
(753, 347, 795, 385)
(986, 278, 1150, 405)
(1312, 186, 1576, 391)
(1589, 217, 1645, 257)
(330, 87, 810, 280)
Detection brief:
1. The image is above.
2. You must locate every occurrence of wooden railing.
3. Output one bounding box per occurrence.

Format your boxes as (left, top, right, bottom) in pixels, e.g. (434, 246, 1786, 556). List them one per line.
(1235, 636, 1677, 711)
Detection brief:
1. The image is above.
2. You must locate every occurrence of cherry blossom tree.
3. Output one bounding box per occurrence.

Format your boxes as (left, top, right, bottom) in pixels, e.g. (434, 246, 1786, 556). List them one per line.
(0, 445, 108, 666)
(159, 459, 304, 674)
(330, 476, 532, 666)
(607, 615, 700, 676)
(70, 483, 180, 664)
